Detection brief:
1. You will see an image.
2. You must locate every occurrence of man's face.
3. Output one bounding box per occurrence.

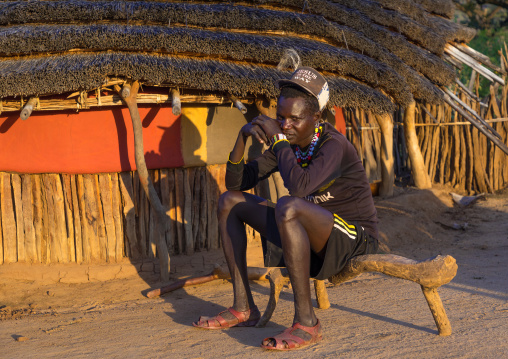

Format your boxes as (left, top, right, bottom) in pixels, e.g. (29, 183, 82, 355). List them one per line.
(277, 96, 319, 147)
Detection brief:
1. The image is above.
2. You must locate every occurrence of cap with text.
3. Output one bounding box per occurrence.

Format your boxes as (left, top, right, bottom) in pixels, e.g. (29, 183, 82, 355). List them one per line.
(277, 66, 329, 111)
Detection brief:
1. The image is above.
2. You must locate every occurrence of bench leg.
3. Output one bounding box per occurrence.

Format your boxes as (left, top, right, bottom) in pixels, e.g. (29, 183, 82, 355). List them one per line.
(421, 285, 452, 336)
(256, 268, 289, 328)
(314, 280, 330, 309)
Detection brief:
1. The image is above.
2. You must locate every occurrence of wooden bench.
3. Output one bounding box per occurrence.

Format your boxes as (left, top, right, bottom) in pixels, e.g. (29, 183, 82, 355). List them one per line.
(255, 254, 458, 336)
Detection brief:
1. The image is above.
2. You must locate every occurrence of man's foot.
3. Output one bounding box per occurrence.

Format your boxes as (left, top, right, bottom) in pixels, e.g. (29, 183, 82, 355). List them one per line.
(261, 320, 322, 350)
(193, 306, 260, 329)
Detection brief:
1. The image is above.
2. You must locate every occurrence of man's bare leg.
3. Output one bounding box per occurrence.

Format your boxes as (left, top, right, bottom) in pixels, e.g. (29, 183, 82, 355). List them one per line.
(218, 191, 270, 312)
(262, 196, 333, 347)
(194, 190, 271, 327)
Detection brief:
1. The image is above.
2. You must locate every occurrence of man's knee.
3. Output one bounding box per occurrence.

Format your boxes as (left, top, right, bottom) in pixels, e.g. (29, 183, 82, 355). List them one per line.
(218, 191, 245, 215)
(275, 196, 302, 223)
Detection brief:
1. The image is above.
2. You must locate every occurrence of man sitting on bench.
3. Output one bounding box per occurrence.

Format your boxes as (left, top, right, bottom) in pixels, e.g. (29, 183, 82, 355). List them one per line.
(193, 67, 379, 350)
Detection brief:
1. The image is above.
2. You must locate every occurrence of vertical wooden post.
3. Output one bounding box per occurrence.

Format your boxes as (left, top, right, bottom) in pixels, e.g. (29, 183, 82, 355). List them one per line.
(93, 175, 107, 261)
(174, 169, 184, 253)
(83, 174, 99, 262)
(54, 174, 69, 263)
(62, 174, 76, 263)
(32, 174, 43, 263)
(403, 102, 431, 189)
(11, 174, 25, 262)
(70, 174, 83, 263)
(208, 165, 220, 250)
(160, 168, 174, 255)
(199, 168, 208, 250)
(116, 81, 170, 281)
(76, 175, 90, 263)
(111, 174, 124, 261)
(183, 169, 194, 255)
(191, 167, 201, 250)
(22, 175, 36, 263)
(99, 174, 117, 262)
(1, 173, 17, 263)
(119, 172, 139, 260)
(375, 113, 395, 196)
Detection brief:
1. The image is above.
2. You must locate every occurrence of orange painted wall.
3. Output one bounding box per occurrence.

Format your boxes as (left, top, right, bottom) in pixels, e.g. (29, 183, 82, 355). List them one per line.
(0, 106, 183, 174)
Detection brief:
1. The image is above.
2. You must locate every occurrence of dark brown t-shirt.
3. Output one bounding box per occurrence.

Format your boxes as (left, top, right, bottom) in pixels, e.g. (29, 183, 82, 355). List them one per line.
(226, 122, 378, 239)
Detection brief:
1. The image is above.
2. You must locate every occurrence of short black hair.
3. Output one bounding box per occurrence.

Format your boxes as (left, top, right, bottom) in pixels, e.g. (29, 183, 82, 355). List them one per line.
(279, 85, 320, 115)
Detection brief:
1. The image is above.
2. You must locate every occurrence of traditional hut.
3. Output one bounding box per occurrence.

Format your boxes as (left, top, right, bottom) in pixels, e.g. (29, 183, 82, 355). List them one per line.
(0, 0, 506, 280)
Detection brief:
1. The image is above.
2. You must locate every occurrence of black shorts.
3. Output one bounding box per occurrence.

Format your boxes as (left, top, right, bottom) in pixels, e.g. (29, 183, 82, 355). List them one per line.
(261, 204, 378, 280)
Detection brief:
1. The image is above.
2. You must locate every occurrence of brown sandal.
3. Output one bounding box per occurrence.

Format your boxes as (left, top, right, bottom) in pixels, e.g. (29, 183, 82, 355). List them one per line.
(192, 306, 260, 329)
(261, 320, 322, 350)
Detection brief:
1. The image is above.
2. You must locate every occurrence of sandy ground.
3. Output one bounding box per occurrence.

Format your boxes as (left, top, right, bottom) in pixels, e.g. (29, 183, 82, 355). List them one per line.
(1, 184, 507, 358)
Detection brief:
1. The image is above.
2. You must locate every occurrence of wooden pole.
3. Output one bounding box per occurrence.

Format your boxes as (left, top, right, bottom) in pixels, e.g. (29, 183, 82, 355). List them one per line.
(174, 169, 184, 253)
(111, 174, 124, 261)
(83, 174, 99, 262)
(11, 174, 25, 262)
(99, 174, 117, 262)
(403, 102, 431, 189)
(199, 168, 208, 250)
(171, 88, 182, 116)
(20, 97, 37, 121)
(116, 81, 170, 281)
(62, 175, 76, 263)
(1, 173, 17, 263)
(32, 175, 43, 263)
(160, 169, 174, 255)
(70, 174, 83, 263)
(119, 172, 140, 260)
(54, 174, 69, 263)
(183, 169, 194, 255)
(375, 113, 394, 196)
(230, 95, 247, 114)
(22, 175, 36, 263)
(94, 174, 108, 261)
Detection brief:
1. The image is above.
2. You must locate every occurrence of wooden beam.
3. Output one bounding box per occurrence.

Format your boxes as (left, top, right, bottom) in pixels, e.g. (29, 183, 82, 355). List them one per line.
(375, 113, 395, 197)
(230, 95, 248, 114)
(20, 97, 37, 121)
(445, 44, 505, 85)
(403, 102, 431, 189)
(171, 89, 182, 116)
(116, 81, 170, 281)
(456, 43, 506, 75)
(443, 94, 508, 155)
(444, 89, 499, 138)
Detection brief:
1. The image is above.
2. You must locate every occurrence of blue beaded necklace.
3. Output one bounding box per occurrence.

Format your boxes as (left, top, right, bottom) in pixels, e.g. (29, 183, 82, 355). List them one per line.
(295, 125, 322, 168)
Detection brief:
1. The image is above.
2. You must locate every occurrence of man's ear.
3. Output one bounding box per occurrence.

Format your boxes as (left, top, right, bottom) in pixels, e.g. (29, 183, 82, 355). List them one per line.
(314, 111, 322, 123)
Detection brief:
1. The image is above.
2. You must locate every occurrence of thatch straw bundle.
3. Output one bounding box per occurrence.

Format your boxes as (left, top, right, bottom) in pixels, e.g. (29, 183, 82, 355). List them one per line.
(0, 0, 475, 112)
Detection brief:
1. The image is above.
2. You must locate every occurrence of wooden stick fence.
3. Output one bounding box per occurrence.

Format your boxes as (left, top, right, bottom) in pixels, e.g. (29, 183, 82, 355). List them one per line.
(0, 165, 246, 264)
(407, 84, 508, 194)
(341, 91, 508, 194)
(1, 91, 507, 265)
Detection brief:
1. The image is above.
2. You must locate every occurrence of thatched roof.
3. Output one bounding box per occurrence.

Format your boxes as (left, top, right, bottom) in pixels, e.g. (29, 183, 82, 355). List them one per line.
(0, 0, 476, 113)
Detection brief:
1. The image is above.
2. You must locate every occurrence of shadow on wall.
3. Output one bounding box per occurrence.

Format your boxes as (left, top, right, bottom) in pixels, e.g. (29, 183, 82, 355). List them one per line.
(124, 103, 263, 273)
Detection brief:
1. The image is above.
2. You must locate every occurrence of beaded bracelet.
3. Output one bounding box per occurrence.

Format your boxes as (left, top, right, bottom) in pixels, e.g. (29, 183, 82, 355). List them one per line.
(271, 133, 289, 147)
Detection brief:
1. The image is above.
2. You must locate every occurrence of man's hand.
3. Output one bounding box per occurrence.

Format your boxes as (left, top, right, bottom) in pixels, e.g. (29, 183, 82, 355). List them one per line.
(240, 121, 269, 144)
(251, 115, 283, 141)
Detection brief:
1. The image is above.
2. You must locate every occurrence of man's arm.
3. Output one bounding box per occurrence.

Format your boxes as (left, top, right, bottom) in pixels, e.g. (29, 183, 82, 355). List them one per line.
(225, 118, 278, 191)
